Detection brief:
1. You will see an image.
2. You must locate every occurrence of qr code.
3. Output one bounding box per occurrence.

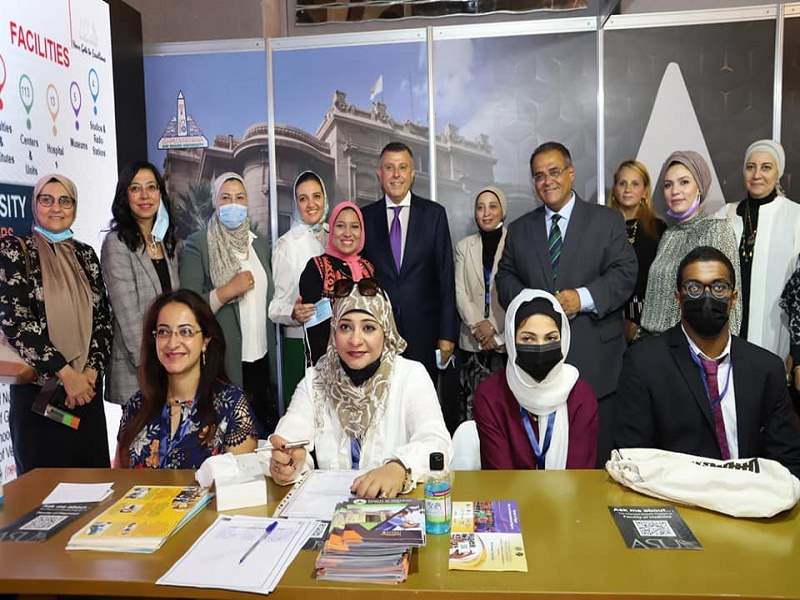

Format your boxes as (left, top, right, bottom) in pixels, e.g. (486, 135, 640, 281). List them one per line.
(633, 519, 676, 537)
(20, 514, 69, 531)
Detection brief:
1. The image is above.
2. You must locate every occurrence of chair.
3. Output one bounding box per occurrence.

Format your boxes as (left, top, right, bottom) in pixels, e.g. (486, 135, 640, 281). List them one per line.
(451, 420, 481, 470)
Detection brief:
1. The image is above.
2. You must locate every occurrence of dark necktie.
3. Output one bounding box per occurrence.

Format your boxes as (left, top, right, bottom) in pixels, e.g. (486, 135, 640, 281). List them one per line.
(390, 206, 402, 272)
(548, 213, 562, 280)
(699, 356, 731, 460)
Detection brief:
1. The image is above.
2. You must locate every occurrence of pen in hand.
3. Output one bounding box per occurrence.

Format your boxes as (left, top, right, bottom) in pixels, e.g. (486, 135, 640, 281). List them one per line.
(239, 521, 278, 564)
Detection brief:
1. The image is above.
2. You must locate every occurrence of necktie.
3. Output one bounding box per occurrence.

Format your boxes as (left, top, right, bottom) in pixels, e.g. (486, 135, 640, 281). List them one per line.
(548, 213, 562, 280)
(699, 356, 731, 460)
(390, 206, 403, 272)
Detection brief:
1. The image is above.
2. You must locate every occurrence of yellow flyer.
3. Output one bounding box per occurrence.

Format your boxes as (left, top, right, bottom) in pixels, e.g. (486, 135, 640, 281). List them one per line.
(449, 500, 528, 572)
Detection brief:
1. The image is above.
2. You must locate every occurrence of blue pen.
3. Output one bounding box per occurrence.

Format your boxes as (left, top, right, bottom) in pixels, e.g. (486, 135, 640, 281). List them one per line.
(238, 521, 278, 564)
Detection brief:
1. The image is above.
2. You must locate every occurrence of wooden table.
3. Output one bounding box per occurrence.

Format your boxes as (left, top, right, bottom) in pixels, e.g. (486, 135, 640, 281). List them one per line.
(0, 467, 797, 599)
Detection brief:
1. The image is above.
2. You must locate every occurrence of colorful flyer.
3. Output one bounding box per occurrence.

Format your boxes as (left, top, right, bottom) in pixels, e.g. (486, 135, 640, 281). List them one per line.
(448, 500, 528, 572)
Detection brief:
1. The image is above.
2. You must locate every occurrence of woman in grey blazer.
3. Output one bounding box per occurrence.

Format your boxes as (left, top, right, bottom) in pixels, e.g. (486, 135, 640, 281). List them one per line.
(454, 185, 508, 418)
(101, 161, 179, 406)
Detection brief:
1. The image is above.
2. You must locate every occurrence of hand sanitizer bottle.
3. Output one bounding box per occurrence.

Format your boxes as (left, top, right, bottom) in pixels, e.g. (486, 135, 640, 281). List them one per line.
(424, 452, 451, 534)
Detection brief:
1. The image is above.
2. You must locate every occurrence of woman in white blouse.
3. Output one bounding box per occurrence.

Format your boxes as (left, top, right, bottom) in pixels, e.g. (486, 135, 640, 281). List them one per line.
(180, 172, 277, 433)
(269, 278, 452, 498)
(268, 171, 328, 402)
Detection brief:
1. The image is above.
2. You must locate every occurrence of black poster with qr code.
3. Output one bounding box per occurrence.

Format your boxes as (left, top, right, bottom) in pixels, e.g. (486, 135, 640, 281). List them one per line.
(609, 506, 702, 550)
(0, 503, 95, 542)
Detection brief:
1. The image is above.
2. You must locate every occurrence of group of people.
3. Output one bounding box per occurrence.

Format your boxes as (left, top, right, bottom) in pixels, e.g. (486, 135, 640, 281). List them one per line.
(1, 137, 799, 497)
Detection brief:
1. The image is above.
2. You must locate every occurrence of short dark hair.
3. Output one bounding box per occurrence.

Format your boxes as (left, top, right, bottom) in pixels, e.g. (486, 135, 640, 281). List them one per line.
(530, 141, 572, 170)
(676, 246, 736, 290)
(380, 142, 413, 160)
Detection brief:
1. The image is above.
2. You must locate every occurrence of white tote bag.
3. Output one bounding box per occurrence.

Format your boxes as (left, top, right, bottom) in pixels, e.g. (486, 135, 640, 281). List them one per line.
(606, 448, 800, 518)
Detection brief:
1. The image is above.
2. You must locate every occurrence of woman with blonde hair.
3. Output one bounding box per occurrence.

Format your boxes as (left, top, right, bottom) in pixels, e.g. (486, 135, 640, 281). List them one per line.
(608, 160, 666, 341)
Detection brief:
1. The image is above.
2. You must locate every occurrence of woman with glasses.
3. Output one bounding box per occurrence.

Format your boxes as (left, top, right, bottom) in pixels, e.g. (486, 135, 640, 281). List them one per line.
(473, 289, 597, 469)
(298, 200, 375, 364)
(269, 279, 452, 499)
(117, 289, 258, 468)
(269, 171, 328, 401)
(101, 161, 179, 407)
(0, 174, 113, 474)
(180, 172, 277, 434)
(639, 150, 741, 336)
(728, 140, 800, 357)
(608, 160, 666, 342)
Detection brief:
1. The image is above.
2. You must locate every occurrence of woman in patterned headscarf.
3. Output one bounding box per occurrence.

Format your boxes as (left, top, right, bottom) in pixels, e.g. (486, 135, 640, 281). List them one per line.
(269, 279, 452, 498)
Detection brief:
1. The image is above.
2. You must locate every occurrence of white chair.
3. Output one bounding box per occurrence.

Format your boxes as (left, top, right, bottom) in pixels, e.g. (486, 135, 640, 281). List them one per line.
(451, 420, 481, 471)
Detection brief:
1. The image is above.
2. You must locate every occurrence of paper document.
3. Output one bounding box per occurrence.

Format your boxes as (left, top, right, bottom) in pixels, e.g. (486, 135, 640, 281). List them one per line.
(157, 515, 318, 595)
(274, 470, 363, 521)
(42, 482, 113, 505)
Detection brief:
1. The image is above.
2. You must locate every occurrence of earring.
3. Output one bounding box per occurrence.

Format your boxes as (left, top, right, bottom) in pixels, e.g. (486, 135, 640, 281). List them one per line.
(202, 349, 207, 367)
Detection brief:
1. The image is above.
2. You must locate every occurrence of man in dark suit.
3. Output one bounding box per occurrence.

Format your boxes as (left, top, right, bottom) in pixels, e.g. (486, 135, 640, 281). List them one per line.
(362, 142, 458, 381)
(615, 246, 800, 477)
(496, 141, 637, 463)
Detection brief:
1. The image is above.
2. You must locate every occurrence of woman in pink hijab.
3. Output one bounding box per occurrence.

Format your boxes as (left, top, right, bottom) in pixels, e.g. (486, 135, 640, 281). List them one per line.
(298, 201, 375, 364)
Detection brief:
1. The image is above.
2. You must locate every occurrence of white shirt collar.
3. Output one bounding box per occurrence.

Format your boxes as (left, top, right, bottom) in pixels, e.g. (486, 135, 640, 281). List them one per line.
(544, 192, 576, 221)
(681, 324, 732, 361)
(385, 191, 412, 209)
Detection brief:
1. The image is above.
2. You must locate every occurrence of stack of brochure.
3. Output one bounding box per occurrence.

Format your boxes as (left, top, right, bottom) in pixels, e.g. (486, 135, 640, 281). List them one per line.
(66, 485, 212, 553)
(315, 498, 426, 584)
(448, 500, 528, 572)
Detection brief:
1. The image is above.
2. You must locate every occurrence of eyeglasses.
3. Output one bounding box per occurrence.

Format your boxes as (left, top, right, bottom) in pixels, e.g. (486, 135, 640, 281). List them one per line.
(128, 183, 159, 196)
(532, 166, 570, 183)
(332, 277, 386, 299)
(680, 279, 733, 300)
(153, 325, 203, 340)
(37, 194, 75, 209)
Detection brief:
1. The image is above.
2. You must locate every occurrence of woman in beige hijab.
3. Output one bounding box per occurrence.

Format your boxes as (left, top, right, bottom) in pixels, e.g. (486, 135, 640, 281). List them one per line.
(0, 174, 113, 474)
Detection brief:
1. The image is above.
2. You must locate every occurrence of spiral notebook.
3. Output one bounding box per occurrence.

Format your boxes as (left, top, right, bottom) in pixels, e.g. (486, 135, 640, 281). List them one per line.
(273, 470, 363, 521)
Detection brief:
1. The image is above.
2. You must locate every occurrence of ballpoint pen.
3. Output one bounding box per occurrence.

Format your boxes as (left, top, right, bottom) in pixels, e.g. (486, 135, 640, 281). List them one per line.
(238, 521, 278, 564)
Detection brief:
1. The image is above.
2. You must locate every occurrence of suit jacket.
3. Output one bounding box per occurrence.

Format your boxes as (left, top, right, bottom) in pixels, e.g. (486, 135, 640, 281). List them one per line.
(101, 231, 180, 405)
(454, 229, 506, 352)
(614, 324, 800, 478)
(361, 193, 458, 377)
(495, 195, 637, 397)
(179, 229, 277, 391)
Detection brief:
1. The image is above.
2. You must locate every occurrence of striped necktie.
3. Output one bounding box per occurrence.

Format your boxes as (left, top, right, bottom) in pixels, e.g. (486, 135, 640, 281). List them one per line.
(549, 213, 562, 280)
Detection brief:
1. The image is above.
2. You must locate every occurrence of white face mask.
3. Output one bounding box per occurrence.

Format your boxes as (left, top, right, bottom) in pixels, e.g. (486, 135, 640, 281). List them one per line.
(218, 203, 248, 230)
(151, 198, 170, 241)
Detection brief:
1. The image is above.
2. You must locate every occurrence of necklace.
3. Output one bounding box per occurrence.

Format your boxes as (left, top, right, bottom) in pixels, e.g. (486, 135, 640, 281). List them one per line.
(741, 201, 756, 263)
(146, 235, 162, 259)
(626, 219, 638, 245)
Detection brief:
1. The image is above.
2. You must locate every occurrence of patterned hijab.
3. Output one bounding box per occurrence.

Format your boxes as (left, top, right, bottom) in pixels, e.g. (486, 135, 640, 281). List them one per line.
(207, 172, 251, 290)
(313, 285, 407, 441)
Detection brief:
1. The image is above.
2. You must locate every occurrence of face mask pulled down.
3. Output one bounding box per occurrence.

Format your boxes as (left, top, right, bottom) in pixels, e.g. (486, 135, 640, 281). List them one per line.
(682, 293, 731, 337)
(515, 340, 562, 382)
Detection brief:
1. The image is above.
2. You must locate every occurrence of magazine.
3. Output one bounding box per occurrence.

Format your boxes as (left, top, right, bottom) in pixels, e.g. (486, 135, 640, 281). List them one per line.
(449, 500, 528, 572)
(66, 485, 212, 553)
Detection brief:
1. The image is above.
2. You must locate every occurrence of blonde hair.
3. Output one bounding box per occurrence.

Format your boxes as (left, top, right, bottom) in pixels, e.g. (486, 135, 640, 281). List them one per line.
(609, 160, 659, 238)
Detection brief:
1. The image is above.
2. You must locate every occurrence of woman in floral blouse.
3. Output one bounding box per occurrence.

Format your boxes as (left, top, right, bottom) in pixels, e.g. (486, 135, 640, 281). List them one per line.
(116, 289, 258, 468)
(0, 173, 113, 475)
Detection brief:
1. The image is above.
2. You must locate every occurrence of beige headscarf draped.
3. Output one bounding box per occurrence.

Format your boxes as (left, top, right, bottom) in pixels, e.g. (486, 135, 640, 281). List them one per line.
(207, 172, 251, 290)
(32, 174, 93, 372)
(313, 285, 407, 441)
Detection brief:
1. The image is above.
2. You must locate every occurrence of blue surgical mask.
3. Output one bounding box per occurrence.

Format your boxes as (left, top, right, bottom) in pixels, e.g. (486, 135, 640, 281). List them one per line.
(218, 203, 248, 230)
(151, 198, 170, 241)
(34, 224, 74, 243)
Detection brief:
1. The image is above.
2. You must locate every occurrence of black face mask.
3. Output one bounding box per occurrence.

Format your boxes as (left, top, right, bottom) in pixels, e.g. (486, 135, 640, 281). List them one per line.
(515, 341, 562, 382)
(682, 293, 730, 337)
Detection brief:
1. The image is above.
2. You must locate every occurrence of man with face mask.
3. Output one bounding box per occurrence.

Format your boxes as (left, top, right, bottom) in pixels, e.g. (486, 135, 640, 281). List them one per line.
(614, 246, 800, 477)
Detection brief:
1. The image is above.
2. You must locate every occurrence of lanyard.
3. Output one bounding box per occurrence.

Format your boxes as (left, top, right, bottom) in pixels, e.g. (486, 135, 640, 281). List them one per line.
(688, 346, 733, 408)
(519, 408, 556, 470)
(350, 437, 361, 470)
(159, 403, 195, 468)
(483, 265, 492, 319)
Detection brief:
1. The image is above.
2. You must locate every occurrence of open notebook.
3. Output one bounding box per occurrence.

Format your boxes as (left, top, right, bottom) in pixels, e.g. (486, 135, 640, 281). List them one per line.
(273, 470, 364, 521)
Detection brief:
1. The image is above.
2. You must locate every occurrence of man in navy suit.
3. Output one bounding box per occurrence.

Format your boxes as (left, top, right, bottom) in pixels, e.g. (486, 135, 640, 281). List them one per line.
(615, 246, 800, 477)
(362, 142, 458, 381)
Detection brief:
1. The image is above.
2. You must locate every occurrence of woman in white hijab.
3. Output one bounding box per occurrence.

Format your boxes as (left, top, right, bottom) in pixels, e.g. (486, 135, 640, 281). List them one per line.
(473, 289, 597, 469)
(180, 172, 277, 433)
(268, 171, 328, 401)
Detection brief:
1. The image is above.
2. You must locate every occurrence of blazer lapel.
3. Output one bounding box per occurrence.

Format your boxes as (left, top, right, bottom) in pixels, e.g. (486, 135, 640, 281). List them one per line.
(398, 196, 417, 278)
(531, 209, 554, 287)
(730, 337, 756, 457)
(134, 248, 161, 291)
(667, 326, 716, 435)
(556, 195, 583, 284)
(375, 198, 398, 278)
(467, 234, 484, 285)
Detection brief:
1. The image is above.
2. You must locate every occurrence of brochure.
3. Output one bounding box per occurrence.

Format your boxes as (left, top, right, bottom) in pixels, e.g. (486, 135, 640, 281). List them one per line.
(449, 500, 528, 572)
(609, 506, 702, 550)
(0, 503, 95, 542)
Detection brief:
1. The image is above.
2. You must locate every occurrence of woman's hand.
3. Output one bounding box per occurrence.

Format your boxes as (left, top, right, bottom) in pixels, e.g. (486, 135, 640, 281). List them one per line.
(218, 270, 254, 304)
(268, 434, 307, 485)
(472, 320, 496, 347)
(624, 319, 640, 343)
(291, 296, 316, 323)
(350, 461, 407, 499)
(480, 336, 499, 351)
(57, 365, 95, 408)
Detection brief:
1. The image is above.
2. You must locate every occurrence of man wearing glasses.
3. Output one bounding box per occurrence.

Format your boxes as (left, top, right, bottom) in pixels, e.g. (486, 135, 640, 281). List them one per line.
(615, 246, 800, 476)
(496, 141, 637, 465)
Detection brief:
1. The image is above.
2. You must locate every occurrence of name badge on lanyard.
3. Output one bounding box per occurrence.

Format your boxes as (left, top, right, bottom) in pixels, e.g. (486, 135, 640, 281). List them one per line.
(350, 437, 362, 470)
(519, 407, 556, 470)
